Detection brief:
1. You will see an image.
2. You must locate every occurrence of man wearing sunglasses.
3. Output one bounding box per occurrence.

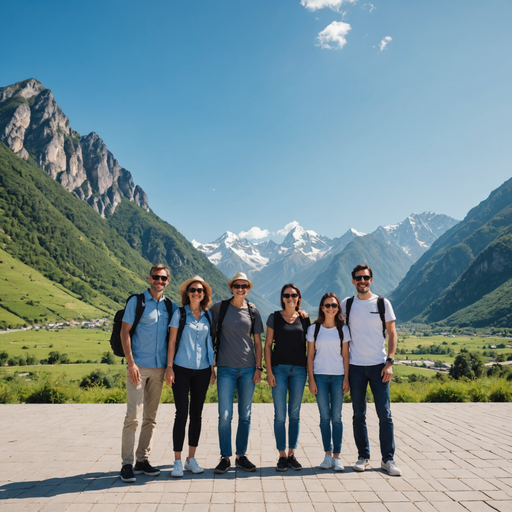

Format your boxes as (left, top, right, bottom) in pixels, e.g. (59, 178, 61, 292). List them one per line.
(119, 264, 176, 483)
(340, 264, 401, 477)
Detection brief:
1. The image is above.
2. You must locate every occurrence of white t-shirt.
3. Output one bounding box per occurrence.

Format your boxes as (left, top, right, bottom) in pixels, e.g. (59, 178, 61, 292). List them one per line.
(340, 294, 396, 366)
(306, 324, 351, 375)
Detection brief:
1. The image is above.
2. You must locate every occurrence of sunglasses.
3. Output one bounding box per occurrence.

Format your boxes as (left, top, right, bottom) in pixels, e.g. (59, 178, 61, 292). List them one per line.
(323, 303, 338, 309)
(151, 275, 168, 282)
(354, 275, 371, 282)
(188, 287, 205, 294)
(282, 293, 299, 299)
(232, 284, 250, 290)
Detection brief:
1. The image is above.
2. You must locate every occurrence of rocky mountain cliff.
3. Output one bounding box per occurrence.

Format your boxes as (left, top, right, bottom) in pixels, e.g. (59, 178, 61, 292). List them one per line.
(0, 79, 148, 216)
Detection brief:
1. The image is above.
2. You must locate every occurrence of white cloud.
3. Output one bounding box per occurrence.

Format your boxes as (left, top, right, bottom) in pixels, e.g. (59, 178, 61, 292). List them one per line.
(276, 221, 300, 237)
(238, 226, 270, 240)
(315, 21, 351, 50)
(379, 35, 392, 52)
(362, 2, 375, 12)
(301, 0, 356, 12)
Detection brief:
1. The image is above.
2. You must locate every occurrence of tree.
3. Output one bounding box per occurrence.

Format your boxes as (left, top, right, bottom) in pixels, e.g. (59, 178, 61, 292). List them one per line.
(101, 351, 116, 365)
(450, 352, 485, 380)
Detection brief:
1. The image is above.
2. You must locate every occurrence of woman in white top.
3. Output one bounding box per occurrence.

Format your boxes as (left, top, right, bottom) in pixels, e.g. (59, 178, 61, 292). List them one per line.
(306, 292, 350, 472)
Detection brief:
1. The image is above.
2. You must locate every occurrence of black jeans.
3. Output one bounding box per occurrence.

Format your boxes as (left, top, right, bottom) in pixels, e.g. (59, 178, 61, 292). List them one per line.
(172, 364, 211, 452)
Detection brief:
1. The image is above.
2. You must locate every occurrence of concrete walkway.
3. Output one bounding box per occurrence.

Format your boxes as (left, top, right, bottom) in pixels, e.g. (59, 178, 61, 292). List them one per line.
(1, 403, 511, 512)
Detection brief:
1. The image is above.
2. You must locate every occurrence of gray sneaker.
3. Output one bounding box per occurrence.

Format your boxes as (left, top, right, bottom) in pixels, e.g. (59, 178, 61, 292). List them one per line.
(353, 457, 369, 472)
(171, 459, 184, 478)
(381, 459, 402, 476)
(184, 457, 204, 474)
(319, 454, 333, 469)
(333, 457, 345, 472)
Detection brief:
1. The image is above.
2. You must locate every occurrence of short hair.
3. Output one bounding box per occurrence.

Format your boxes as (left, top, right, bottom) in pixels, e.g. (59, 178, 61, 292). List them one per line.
(280, 283, 302, 311)
(316, 292, 344, 328)
(181, 281, 211, 311)
(149, 264, 170, 277)
(351, 264, 373, 279)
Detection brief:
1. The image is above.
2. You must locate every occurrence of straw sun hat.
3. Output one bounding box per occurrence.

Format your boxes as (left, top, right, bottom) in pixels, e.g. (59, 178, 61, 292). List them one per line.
(178, 276, 212, 305)
(227, 272, 253, 290)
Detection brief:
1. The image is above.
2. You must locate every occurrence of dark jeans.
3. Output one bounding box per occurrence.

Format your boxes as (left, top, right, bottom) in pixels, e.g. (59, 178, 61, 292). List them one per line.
(349, 363, 395, 462)
(172, 364, 211, 452)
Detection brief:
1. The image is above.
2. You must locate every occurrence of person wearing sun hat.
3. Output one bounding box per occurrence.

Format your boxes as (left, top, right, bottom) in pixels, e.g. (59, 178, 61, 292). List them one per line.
(210, 272, 264, 474)
(165, 275, 215, 478)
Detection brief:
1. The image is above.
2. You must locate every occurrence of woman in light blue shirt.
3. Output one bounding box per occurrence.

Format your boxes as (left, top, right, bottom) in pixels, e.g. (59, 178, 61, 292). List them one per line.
(165, 276, 215, 477)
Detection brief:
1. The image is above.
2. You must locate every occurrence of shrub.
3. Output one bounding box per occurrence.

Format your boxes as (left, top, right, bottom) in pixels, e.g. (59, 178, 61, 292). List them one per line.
(489, 381, 512, 402)
(80, 369, 115, 389)
(25, 373, 78, 403)
(424, 381, 468, 402)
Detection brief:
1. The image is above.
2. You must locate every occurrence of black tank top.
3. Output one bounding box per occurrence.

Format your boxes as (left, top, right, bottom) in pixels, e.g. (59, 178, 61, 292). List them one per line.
(271, 311, 310, 368)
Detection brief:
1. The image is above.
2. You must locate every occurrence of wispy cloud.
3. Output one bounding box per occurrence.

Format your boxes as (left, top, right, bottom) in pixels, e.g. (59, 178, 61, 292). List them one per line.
(238, 226, 270, 240)
(276, 221, 299, 237)
(301, 0, 357, 12)
(378, 35, 392, 52)
(362, 2, 375, 12)
(315, 21, 351, 50)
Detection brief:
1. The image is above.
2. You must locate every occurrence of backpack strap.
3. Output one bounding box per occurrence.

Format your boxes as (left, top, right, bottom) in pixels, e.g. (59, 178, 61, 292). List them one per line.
(313, 322, 321, 342)
(314, 321, 344, 356)
(377, 296, 387, 338)
(345, 296, 354, 337)
(214, 299, 232, 353)
(129, 293, 146, 338)
(175, 307, 187, 354)
(246, 301, 256, 336)
(163, 297, 175, 343)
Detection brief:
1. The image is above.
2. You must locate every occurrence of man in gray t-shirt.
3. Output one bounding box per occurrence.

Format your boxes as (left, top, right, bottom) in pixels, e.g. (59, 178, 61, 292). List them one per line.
(211, 272, 264, 474)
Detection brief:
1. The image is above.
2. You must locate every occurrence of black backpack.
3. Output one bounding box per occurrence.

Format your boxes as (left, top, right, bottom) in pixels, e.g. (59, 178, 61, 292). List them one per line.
(312, 321, 344, 356)
(213, 299, 256, 355)
(345, 295, 387, 338)
(110, 293, 174, 357)
(174, 307, 213, 356)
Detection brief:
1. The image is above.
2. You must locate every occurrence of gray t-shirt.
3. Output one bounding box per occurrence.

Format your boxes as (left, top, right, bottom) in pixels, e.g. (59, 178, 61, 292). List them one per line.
(210, 301, 264, 368)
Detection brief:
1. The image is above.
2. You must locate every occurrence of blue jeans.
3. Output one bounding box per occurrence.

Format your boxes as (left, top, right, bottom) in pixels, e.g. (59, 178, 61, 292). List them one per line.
(271, 365, 307, 451)
(349, 364, 395, 462)
(315, 374, 344, 454)
(217, 366, 256, 457)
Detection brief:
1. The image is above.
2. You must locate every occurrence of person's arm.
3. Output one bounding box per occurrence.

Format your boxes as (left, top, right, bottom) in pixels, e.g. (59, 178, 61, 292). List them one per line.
(342, 341, 350, 393)
(307, 341, 317, 395)
(121, 321, 140, 385)
(165, 326, 178, 387)
(253, 333, 262, 384)
(381, 320, 397, 383)
(264, 326, 276, 387)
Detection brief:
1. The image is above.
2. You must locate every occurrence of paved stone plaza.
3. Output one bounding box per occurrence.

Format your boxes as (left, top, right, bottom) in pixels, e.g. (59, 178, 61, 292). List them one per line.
(1, 403, 511, 512)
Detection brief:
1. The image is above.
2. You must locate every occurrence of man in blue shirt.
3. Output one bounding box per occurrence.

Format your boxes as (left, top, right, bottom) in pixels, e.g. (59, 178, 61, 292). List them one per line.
(119, 264, 176, 483)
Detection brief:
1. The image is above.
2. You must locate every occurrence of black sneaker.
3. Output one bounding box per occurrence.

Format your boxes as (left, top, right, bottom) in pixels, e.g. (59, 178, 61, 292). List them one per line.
(120, 464, 136, 483)
(215, 457, 231, 474)
(287, 455, 302, 471)
(134, 459, 160, 476)
(276, 456, 288, 472)
(236, 455, 256, 472)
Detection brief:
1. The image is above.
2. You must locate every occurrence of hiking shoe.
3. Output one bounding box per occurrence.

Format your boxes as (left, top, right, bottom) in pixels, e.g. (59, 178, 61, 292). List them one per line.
(134, 459, 160, 476)
(287, 455, 302, 471)
(215, 457, 231, 474)
(171, 459, 184, 478)
(120, 464, 136, 483)
(320, 454, 333, 469)
(353, 457, 369, 472)
(184, 457, 204, 474)
(236, 455, 256, 472)
(276, 456, 288, 472)
(381, 459, 402, 476)
(333, 457, 345, 472)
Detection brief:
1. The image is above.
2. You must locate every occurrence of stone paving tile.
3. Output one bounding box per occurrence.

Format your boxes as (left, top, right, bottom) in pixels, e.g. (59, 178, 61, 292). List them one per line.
(1, 403, 512, 512)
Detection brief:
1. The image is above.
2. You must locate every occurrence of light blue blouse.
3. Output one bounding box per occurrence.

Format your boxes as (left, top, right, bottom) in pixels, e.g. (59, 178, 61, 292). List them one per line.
(169, 305, 214, 369)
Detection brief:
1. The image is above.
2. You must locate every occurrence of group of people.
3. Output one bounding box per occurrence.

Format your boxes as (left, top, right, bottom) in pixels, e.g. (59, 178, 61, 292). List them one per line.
(119, 263, 402, 483)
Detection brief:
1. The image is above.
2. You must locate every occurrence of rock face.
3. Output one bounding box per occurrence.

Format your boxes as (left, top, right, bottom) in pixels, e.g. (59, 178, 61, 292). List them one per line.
(0, 79, 149, 216)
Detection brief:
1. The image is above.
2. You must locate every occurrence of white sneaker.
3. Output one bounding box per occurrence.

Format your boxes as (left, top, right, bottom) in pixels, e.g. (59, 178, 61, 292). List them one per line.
(333, 457, 345, 472)
(320, 454, 333, 469)
(353, 457, 369, 472)
(171, 459, 183, 478)
(381, 459, 402, 476)
(184, 457, 204, 474)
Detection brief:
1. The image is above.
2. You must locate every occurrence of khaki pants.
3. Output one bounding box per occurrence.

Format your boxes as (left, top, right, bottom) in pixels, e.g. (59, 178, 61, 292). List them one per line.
(121, 366, 165, 466)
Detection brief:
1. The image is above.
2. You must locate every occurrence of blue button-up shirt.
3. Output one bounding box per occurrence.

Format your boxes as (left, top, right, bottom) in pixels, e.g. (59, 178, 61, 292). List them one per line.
(170, 305, 214, 369)
(123, 289, 175, 368)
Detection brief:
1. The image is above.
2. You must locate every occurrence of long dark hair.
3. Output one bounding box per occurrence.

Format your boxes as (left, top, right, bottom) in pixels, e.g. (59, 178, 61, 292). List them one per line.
(280, 283, 302, 311)
(316, 292, 344, 328)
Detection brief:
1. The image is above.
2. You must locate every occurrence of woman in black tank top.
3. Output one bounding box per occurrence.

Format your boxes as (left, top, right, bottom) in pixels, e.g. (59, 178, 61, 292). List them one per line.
(265, 284, 310, 472)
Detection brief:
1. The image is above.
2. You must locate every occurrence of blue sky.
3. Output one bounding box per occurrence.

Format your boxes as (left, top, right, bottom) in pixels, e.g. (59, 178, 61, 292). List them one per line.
(2, 0, 512, 243)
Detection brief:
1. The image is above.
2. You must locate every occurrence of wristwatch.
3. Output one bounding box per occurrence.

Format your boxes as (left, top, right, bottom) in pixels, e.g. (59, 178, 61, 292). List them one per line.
(386, 357, 394, 364)
(256, 366, 263, 371)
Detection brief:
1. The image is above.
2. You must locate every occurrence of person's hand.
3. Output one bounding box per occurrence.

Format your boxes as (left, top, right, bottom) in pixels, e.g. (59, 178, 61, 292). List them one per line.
(298, 310, 309, 319)
(248, 302, 256, 309)
(309, 380, 317, 395)
(128, 363, 141, 385)
(267, 372, 276, 387)
(381, 363, 393, 383)
(210, 369, 216, 385)
(253, 369, 262, 384)
(342, 378, 350, 394)
(165, 367, 175, 387)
